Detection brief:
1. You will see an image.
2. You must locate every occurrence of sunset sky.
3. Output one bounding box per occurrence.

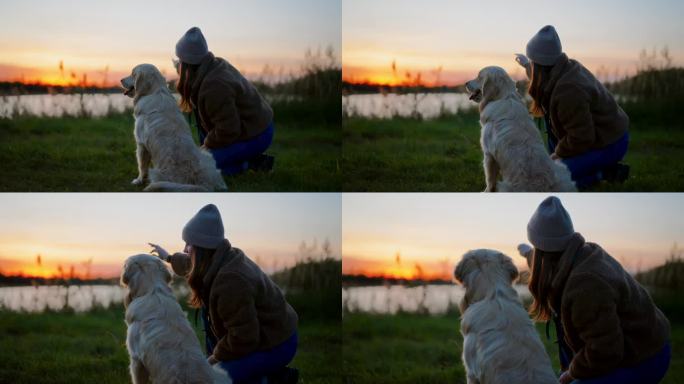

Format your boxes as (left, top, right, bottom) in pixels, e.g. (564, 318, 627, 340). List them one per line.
(0, 0, 340, 86)
(343, 0, 684, 85)
(343, 194, 684, 280)
(0, 194, 341, 279)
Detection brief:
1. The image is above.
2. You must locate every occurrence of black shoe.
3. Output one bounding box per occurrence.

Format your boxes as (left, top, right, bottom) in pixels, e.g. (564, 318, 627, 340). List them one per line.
(267, 367, 299, 384)
(603, 163, 630, 183)
(248, 154, 275, 172)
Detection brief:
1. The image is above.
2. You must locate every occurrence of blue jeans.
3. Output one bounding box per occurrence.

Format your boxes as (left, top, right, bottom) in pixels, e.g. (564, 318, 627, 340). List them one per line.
(545, 118, 629, 188)
(201, 308, 298, 384)
(569, 342, 671, 384)
(198, 122, 274, 175)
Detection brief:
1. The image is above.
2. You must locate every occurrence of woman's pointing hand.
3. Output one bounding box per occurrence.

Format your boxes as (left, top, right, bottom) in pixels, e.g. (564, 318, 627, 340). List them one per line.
(149, 243, 170, 262)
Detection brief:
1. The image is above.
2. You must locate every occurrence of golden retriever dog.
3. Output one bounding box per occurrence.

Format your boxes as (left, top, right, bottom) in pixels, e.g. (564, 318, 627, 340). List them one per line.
(121, 64, 227, 192)
(464, 66, 576, 192)
(121, 254, 230, 384)
(454, 249, 557, 384)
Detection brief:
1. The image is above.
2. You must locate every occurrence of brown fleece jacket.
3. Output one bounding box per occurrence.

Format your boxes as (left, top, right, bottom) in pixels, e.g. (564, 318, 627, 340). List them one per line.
(169, 240, 298, 361)
(550, 233, 670, 379)
(542, 54, 629, 158)
(190, 52, 273, 149)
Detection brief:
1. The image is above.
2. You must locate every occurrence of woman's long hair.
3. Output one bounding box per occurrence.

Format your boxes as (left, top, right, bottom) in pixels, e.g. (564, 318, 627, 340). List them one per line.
(528, 62, 554, 117)
(177, 62, 200, 113)
(187, 245, 216, 308)
(528, 248, 564, 321)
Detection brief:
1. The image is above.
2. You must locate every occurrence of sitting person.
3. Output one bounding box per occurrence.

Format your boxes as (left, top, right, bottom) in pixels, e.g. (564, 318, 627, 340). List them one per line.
(525, 196, 671, 384)
(515, 25, 630, 188)
(150, 204, 299, 383)
(175, 27, 275, 175)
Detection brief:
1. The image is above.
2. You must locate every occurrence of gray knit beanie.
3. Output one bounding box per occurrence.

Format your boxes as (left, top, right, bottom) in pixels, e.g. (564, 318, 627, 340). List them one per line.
(526, 25, 562, 66)
(176, 27, 209, 65)
(527, 196, 575, 252)
(182, 204, 225, 249)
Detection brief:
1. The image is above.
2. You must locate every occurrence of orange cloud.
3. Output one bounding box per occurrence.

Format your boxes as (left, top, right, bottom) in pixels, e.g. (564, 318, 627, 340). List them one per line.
(343, 255, 453, 281)
(0, 63, 134, 87)
(343, 63, 490, 87)
(0, 257, 121, 279)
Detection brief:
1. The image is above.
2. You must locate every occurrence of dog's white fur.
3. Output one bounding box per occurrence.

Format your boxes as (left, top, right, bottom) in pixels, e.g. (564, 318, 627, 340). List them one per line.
(121, 254, 230, 384)
(121, 64, 228, 192)
(465, 66, 576, 192)
(454, 249, 557, 384)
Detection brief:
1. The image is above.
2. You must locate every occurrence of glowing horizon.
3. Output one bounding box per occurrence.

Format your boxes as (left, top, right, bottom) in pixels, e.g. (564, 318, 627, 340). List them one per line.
(343, 0, 684, 86)
(0, 194, 341, 280)
(0, 0, 341, 87)
(342, 194, 684, 280)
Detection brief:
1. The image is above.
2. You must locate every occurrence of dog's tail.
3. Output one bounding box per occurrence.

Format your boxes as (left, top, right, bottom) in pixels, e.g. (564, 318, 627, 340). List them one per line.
(143, 181, 209, 192)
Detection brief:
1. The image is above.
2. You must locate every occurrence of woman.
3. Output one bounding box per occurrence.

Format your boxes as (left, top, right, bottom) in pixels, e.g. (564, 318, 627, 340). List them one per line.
(515, 25, 630, 188)
(525, 196, 671, 384)
(175, 27, 275, 175)
(150, 204, 299, 384)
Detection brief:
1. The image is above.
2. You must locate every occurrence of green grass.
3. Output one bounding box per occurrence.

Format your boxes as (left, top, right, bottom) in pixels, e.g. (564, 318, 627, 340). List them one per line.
(0, 109, 340, 192)
(343, 313, 463, 383)
(343, 312, 683, 384)
(0, 304, 341, 384)
(342, 111, 684, 192)
(0, 307, 130, 384)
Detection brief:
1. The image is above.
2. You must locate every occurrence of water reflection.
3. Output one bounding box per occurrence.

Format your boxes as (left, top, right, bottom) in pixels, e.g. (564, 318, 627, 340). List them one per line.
(342, 93, 473, 119)
(0, 284, 190, 313)
(0, 93, 298, 119)
(0, 94, 133, 118)
(343, 284, 531, 315)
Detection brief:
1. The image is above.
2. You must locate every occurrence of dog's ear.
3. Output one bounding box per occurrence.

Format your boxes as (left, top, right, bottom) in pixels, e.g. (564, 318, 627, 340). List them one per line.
(482, 69, 515, 106)
(121, 262, 140, 308)
(481, 72, 499, 105)
(454, 256, 472, 284)
(499, 253, 519, 282)
(457, 256, 480, 314)
(121, 261, 136, 286)
(133, 68, 150, 98)
(135, 65, 167, 99)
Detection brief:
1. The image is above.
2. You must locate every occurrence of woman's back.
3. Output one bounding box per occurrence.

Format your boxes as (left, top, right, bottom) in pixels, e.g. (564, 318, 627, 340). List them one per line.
(555, 234, 670, 378)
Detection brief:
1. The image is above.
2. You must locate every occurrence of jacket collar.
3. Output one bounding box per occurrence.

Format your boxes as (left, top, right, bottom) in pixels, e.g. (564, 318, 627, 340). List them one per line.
(202, 238, 235, 291)
(551, 232, 586, 291)
(190, 51, 217, 105)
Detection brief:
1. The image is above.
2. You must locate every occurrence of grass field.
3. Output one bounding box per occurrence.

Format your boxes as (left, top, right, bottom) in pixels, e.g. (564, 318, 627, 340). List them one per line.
(342, 110, 684, 192)
(0, 303, 341, 384)
(0, 104, 341, 192)
(343, 311, 683, 383)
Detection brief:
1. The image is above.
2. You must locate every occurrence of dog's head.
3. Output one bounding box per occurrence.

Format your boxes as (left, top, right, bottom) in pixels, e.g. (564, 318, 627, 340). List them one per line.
(465, 66, 517, 107)
(454, 249, 519, 313)
(120, 254, 172, 307)
(120, 64, 167, 100)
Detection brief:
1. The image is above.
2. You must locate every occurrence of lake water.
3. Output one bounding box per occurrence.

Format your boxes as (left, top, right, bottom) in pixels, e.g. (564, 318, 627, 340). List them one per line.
(0, 94, 133, 118)
(342, 284, 531, 315)
(0, 284, 190, 313)
(0, 93, 298, 119)
(0, 285, 125, 313)
(342, 93, 474, 119)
